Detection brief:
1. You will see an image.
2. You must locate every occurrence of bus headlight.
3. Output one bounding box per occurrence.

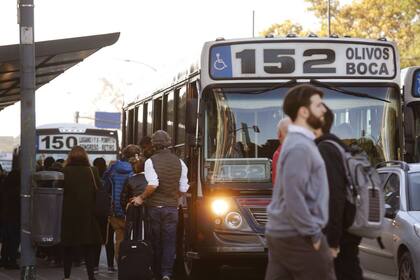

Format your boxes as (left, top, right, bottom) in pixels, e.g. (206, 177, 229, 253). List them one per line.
(225, 212, 243, 229)
(211, 199, 229, 216)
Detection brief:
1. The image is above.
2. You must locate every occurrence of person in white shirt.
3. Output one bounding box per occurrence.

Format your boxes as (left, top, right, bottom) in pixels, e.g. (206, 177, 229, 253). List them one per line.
(131, 130, 189, 280)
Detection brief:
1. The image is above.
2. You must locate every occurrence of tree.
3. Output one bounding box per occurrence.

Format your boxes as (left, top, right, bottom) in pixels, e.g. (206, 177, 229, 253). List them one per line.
(261, 0, 420, 67)
(261, 20, 306, 37)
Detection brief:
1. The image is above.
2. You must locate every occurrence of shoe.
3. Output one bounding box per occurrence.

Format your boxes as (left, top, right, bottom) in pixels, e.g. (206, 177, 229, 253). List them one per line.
(107, 266, 116, 273)
(161, 276, 171, 280)
(93, 267, 99, 274)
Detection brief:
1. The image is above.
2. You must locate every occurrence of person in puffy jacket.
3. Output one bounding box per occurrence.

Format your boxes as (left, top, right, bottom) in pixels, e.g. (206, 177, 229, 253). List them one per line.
(103, 144, 140, 262)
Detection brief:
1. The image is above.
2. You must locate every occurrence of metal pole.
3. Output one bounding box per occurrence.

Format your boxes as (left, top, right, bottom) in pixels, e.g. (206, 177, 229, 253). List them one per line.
(252, 10, 255, 38)
(18, 0, 37, 279)
(328, 0, 331, 36)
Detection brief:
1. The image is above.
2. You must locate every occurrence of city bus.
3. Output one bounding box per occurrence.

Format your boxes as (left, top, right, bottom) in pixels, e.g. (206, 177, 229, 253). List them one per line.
(401, 66, 420, 163)
(36, 123, 119, 164)
(122, 36, 400, 278)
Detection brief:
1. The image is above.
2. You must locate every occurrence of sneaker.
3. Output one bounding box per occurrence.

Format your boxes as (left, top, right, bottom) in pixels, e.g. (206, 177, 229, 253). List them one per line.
(161, 276, 171, 280)
(107, 266, 117, 273)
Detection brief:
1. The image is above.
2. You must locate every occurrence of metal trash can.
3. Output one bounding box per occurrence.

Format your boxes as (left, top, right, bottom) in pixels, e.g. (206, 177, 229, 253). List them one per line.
(31, 171, 64, 246)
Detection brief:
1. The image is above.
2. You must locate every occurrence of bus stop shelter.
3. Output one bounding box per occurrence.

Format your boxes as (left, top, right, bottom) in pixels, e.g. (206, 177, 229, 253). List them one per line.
(0, 32, 120, 111)
(0, 32, 120, 277)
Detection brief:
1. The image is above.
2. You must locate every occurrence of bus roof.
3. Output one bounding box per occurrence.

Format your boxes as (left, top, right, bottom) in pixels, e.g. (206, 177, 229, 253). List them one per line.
(37, 123, 97, 130)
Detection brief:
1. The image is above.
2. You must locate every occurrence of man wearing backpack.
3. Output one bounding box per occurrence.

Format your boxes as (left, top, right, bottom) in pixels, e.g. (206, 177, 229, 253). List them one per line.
(104, 144, 140, 262)
(315, 106, 363, 280)
(265, 85, 335, 280)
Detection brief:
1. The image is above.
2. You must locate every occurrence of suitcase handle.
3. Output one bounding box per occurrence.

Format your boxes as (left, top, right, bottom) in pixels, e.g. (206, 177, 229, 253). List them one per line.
(125, 205, 147, 241)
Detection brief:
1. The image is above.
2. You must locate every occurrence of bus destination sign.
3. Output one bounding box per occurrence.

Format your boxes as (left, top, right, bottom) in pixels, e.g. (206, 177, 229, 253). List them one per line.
(38, 134, 117, 152)
(209, 41, 396, 80)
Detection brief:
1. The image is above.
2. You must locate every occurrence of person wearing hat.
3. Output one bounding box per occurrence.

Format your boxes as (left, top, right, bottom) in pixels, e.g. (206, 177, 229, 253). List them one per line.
(131, 130, 189, 280)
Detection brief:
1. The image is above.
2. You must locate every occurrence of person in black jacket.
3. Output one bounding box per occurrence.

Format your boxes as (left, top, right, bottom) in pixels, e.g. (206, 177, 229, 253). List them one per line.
(121, 157, 148, 211)
(315, 105, 362, 280)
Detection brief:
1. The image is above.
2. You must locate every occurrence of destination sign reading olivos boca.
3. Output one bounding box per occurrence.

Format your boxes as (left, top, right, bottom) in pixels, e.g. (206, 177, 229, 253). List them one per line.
(209, 41, 396, 79)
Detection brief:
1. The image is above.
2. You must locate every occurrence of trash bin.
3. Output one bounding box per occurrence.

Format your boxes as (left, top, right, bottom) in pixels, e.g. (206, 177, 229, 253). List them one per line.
(31, 171, 64, 246)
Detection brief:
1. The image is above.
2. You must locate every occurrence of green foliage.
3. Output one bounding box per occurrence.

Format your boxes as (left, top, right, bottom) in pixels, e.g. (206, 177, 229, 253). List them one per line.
(261, 20, 306, 37)
(261, 0, 420, 67)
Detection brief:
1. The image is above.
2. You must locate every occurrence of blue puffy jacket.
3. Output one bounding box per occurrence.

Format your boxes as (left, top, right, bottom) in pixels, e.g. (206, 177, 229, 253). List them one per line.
(104, 160, 133, 217)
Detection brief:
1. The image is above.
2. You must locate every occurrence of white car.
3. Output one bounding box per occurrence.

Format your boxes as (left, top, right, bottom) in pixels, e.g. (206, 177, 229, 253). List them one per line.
(360, 161, 420, 280)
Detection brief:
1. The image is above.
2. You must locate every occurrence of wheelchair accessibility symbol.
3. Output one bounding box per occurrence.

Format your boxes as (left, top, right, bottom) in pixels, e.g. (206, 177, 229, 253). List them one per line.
(214, 53, 228, 71)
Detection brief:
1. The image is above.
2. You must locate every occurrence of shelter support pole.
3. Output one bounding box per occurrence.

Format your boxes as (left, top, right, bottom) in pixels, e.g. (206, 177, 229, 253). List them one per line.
(19, 0, 37, 279)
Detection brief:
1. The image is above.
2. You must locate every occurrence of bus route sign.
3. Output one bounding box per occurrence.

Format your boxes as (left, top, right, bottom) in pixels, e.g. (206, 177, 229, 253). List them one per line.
(209, 41, 396, 80)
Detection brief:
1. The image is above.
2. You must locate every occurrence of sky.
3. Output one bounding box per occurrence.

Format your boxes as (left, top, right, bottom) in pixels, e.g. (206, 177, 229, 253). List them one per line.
(0, 0, 353, 137)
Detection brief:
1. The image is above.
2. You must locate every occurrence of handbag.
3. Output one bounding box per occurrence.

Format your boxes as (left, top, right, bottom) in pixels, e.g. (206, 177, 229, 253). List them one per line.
(89, 167, 111, 219)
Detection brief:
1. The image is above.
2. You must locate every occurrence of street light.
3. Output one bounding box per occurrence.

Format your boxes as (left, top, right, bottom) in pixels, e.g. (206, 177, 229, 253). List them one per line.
(113, 58, 158, 72)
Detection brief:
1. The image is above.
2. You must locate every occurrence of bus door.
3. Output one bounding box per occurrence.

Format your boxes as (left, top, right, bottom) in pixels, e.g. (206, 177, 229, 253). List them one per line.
(403, 67, 420, 162)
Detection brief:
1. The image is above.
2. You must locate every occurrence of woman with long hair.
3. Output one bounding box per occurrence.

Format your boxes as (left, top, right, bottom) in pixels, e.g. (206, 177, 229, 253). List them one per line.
(61, 146, 102, 280)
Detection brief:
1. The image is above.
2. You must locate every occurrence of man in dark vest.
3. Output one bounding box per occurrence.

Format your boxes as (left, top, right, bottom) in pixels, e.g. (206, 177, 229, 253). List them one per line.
(131, 130, 189, 280)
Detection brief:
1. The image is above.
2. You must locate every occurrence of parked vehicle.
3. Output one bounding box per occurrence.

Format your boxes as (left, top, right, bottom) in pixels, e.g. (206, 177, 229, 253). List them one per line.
(360, 161, 420, 280)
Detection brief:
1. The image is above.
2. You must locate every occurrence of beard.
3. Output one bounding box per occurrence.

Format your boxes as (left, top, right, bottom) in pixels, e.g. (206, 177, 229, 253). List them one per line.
(307, 110, 324, 130)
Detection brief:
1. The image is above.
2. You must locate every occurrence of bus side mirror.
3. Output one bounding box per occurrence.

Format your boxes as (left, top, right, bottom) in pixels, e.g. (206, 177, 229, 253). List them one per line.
(385, 204, 397, 219)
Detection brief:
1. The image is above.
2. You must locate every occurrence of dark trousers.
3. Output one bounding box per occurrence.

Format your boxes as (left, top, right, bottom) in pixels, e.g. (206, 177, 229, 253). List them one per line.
(265, 235, 336, 280)
(148, 206, 178, 278)
(334, 232, 363, 280)
(94, 219, 115, 268)
(1, 224, 20, 264)
(63, 245, 97, 280)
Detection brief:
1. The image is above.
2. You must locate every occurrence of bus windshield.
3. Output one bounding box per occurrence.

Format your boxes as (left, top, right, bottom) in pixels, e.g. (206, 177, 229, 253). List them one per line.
(204, 85, 400, 183)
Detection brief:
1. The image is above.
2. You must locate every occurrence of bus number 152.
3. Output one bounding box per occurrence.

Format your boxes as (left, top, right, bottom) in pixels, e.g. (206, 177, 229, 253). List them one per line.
(236, 48, 336, 74)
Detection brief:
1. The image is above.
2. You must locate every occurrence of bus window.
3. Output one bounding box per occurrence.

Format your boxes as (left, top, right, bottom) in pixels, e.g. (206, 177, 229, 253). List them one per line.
(127, 109, 134, 144)
(145, 102, 153, 136)
(154, 97, 163, 131)
(122, 110, 127, 147)
(177, 86, 187, 144)
(133, 107, 139, 144)
(166, 91, 175, 140)
(137, 104, 144, 143)
(204, 86, 400, 183)
(175, 86, 187, 158)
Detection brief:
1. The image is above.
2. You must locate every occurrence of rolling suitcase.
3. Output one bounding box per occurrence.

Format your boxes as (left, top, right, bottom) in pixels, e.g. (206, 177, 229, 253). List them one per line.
(118, 205, 153, 280)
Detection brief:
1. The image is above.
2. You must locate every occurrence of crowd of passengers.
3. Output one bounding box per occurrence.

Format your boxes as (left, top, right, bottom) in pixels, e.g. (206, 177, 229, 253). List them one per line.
(0, 85, 369, 280)
(0, 130, 188, 280)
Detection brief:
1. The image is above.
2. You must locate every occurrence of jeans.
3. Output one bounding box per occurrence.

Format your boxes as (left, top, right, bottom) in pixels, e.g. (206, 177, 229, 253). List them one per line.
(148, 206, 178, 278)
